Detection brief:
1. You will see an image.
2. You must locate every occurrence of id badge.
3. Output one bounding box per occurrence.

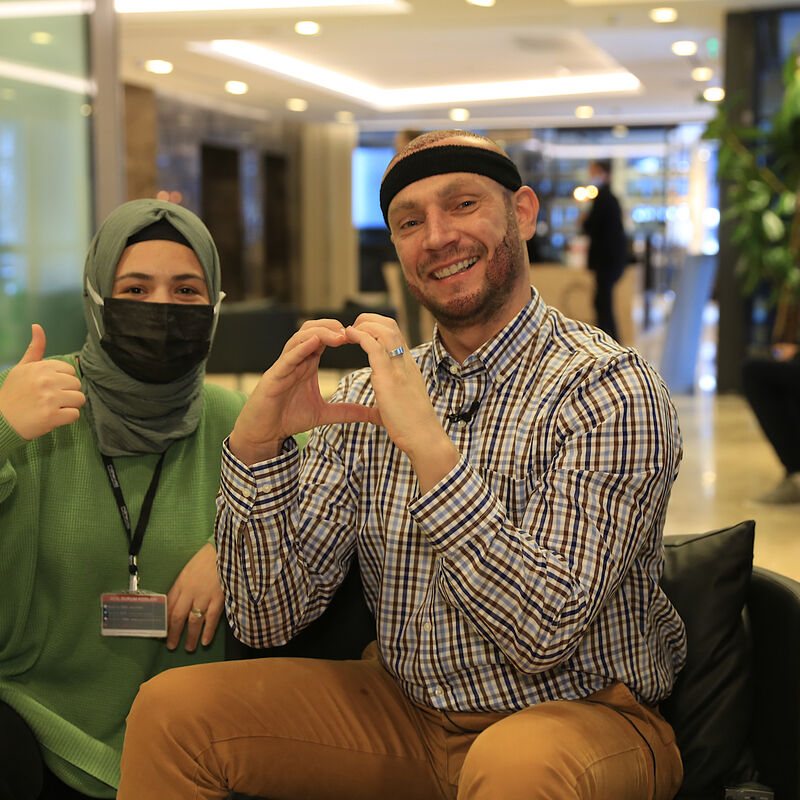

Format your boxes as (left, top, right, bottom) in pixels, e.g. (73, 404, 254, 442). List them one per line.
(101, 591, 168, 638)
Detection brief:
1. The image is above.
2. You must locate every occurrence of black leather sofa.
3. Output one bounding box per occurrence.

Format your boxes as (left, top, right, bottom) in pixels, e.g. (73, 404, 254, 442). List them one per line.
(227, 520, 800, 800)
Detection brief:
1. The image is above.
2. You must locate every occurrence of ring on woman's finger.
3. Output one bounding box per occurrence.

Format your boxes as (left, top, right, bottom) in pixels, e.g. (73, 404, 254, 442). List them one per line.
(387, 347, 405, 359)
(190, 607, 206, 619)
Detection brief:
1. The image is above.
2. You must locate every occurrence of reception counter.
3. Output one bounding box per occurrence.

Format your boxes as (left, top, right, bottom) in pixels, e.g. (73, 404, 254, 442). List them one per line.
(530, 263, 641, 346)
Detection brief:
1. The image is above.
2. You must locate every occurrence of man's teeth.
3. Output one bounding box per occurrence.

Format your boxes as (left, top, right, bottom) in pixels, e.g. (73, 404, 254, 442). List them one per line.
(433, 257, 477, 279)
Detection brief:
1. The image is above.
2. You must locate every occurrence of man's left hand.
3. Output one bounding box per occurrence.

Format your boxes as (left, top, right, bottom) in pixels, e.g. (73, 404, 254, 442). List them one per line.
(346, 314, 460, 493)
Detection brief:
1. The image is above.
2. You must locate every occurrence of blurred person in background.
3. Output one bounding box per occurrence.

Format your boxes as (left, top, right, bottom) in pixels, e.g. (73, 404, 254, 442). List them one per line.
(743, 340, 800, 503)
(581, 159, 627, 341)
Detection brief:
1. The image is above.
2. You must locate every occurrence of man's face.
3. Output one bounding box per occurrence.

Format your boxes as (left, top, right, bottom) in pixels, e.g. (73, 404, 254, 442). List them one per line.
(387, 163, 535, 331)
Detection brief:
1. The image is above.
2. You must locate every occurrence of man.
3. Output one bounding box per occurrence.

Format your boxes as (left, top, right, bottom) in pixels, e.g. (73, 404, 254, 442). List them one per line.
(118, 131, 686, 800)
(581, 158, 628, 341)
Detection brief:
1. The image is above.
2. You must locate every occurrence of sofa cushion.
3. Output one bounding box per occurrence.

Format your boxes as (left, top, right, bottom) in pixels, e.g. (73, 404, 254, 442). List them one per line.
(660, 520, 757, 799)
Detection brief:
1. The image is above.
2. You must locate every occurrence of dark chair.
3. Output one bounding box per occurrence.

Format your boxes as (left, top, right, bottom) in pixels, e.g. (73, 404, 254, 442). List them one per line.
(310, 300, 399, 371)
(227, 521, 800, 800)
(206, 301, 299, 377)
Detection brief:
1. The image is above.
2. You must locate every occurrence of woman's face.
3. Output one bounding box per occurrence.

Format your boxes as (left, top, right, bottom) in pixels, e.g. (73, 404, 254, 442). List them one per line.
(111, 239, 210, 304)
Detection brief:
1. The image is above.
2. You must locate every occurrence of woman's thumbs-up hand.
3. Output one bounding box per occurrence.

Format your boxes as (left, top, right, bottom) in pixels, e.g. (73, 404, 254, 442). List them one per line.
(0, 324, 86, 440)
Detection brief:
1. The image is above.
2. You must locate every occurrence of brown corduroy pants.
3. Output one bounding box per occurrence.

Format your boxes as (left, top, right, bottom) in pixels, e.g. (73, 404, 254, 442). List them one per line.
(118, 643, 682, 800)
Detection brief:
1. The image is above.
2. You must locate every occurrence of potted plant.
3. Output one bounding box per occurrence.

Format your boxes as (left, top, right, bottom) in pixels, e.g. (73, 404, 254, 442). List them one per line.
(702, 44, 800, 340)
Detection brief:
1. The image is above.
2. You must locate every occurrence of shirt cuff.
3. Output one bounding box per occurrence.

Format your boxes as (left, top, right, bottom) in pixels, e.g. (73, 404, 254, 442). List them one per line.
(408, 454, 505, 553)
(219, 436, 300, 517)
(0, 412, 27, 461)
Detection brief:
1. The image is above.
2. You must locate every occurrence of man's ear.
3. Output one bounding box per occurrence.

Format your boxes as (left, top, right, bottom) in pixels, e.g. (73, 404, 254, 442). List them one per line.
(513, 186, 539, 241)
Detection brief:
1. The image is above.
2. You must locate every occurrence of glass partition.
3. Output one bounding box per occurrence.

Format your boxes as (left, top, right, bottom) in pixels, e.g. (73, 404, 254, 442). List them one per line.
(0, 0, 93, 368)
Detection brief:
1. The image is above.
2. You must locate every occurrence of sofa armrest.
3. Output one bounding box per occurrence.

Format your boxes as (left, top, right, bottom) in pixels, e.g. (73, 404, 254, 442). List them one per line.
(747, 566, 800, 799)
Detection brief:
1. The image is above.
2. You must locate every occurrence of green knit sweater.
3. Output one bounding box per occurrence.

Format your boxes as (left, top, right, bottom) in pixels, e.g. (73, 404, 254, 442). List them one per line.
(0, 355, 245, 797)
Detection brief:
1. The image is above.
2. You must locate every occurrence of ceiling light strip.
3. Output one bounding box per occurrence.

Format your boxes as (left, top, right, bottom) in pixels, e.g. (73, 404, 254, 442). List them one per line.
(116, 0, 405, 12)
(0, 0, 94, 18)
(195, 40, 640, 109)
(0, 57, 94, 95)
(195, 40, 384, 104)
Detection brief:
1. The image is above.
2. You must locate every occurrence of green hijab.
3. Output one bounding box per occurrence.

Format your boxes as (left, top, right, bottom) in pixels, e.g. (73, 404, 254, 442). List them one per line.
(78, 199, 222, 457)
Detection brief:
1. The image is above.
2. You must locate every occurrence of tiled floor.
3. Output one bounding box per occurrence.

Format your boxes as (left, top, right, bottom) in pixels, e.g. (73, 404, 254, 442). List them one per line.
(665, 391, 800, 580)
(206, 298, 800, 583)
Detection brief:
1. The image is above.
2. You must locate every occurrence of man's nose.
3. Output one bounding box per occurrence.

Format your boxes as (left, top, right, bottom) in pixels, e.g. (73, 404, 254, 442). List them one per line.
(422, 209, 458, 250)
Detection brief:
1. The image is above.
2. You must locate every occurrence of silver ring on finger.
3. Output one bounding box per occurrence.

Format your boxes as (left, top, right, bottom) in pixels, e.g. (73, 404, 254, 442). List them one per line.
(387, 346, 405, 359)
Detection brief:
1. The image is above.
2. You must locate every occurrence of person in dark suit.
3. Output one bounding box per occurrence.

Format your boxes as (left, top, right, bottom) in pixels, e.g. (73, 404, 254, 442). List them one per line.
(581, 159, 627, 341)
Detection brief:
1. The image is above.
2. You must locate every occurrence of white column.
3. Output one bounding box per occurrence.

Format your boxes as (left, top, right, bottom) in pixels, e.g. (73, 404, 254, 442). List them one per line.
(298, 122, 358, 312)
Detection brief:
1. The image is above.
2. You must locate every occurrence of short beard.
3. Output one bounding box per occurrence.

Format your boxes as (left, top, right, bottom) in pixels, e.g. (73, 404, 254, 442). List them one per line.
(406, 208, 526, 330)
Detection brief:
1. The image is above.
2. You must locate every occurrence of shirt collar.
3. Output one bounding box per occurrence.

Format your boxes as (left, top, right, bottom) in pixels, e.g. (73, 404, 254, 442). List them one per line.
(429, 287, 547, 389)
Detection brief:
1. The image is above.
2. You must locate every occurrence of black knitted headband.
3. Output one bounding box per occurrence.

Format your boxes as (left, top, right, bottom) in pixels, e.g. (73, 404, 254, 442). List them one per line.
(380, 144, 523, 227)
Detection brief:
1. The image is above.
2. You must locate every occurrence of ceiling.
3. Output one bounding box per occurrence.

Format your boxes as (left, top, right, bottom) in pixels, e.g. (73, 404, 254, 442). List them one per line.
(118, 0, 799, 133)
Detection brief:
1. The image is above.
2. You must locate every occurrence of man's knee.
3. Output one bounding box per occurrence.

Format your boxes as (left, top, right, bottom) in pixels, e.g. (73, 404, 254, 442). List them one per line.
(127, 663, 213, 741)
(458, 711, 585, 800)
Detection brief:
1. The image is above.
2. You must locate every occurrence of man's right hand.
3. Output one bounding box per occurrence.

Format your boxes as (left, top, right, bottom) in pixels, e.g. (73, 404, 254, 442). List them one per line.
(0, 324, 86, 440)
(228, 319, 379, 466)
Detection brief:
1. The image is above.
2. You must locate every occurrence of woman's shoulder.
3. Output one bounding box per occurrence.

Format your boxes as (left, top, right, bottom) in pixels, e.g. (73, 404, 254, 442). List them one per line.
(201, 380, 247, 420)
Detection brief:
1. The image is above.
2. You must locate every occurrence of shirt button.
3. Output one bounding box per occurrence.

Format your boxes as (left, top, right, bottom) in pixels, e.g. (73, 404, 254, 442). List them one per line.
(423, 622, 432, 632)
(434, 686, 444, 697)
(449, 365, 459, 375)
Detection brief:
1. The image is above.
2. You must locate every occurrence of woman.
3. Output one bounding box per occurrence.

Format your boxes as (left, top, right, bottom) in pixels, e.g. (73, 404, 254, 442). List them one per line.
(0, 199, 245, 799)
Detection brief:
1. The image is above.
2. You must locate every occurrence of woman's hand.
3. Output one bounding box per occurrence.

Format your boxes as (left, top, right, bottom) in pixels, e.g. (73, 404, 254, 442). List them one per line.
(166, 543, 224, 652)
(0, 324, 85, 440)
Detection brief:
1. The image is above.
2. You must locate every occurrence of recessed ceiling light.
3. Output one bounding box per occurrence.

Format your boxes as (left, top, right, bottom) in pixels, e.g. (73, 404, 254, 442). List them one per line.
(194, 40, 641, 109)
(334, 110, 354, 123)
(466, 0, 495, 6)
(649, 7, 677, 23)
(703, 86, 725, 102)
(671, 40, 698, 56)
(286, 97, 308, 111)
(225, 80, 248, 94)
(575, 105, 594, 119)
(30, 31, 53, 45)
(612, 124, 629, 138)
(449, 107, 470, 121)
(294, 20, 320, 35)
(691, 67, 713, 82)
(144, 59, 173, 74)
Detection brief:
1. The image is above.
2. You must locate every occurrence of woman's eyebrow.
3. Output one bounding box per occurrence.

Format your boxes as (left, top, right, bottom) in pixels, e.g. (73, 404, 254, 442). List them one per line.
(113, 271, 153, 283)
(113, 272, 205, 282)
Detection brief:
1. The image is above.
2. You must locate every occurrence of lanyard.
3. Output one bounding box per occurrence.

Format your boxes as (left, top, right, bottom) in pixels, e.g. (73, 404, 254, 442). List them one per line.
(102, 452, 166, 592)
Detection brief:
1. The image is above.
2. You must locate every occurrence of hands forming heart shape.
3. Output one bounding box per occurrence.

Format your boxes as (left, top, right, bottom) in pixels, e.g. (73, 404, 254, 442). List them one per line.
(228, 313, 460, 491)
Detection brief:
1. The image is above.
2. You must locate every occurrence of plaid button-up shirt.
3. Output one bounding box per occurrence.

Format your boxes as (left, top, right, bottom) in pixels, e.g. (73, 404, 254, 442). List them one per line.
(216, 289, 686, 711)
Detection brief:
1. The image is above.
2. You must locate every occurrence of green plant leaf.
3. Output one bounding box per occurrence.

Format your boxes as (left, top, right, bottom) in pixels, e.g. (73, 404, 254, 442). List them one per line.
(762, 210, 786, 241)
(778, 191, 797, 215)
(745, 181, 771, 211)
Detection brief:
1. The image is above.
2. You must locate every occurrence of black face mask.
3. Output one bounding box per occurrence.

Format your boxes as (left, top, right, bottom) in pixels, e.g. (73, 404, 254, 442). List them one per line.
(100, 298, 214, 384)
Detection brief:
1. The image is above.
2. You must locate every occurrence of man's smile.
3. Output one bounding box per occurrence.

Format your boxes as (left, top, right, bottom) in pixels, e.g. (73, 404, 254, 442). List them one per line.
(430, 256, 479, 280)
